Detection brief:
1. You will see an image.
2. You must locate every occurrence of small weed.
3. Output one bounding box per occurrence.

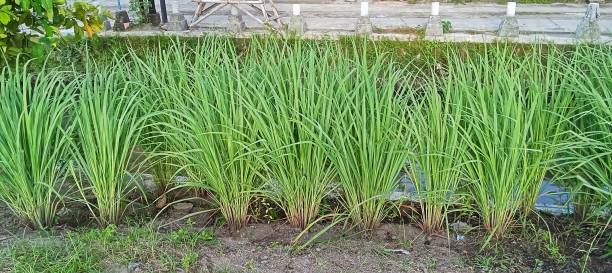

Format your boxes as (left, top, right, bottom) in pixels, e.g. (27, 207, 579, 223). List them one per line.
(531, 258, 544, 273)
(442, 20, 452, 33)
(546, 240, 566, 264)
(537, 229, 566, 264)
(169, 221, 218, 248)
(160, 252, 179, 271)
(426, 258, 438, 271)
(250, 197, 280, 224)
(245, 258, 255, 270)
(181, 251, 199, 271)
(214, 264, 233, 273)
(4, 237, 102, 272)
(269, 241, 281, 248)
(415, 25, 426, 38)
(400, 239, 414, 249)
(475, 255, 496, 272)
(170, 227, 191, 244)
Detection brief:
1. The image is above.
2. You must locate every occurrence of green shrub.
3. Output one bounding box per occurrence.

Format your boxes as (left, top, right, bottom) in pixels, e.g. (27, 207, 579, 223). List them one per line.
(0, 0, 107, 56)
(70, 63, 153, 226)
(404, 70, 466, 234)
(559, 45, 612, 218)
(453, 45, 572, 239)
(241, 38, 338, 229)
(321, 43, 410, 231)
(0, 62, 76, 229)
(162, 37, 264, 231)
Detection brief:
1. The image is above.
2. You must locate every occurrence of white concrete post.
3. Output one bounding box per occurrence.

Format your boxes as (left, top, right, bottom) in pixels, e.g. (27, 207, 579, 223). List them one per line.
(425, 2, 443, 37)
(172, 0, 179, 14)
(498, 2, 519, 37)
(506, 2, 516, 17)
(293, 4, 301, 16)
(431, 2, 440, 16)
(289, 4, 307, 35)
(360, 2, 369, 17)
(356, 1, 372, 35)
(228, 5, 246, 33)
(166, 0, 188, 31)
(576, 2, 601, 41)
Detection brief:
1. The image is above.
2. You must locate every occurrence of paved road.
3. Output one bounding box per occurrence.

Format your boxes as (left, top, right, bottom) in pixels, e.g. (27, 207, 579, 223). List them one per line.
(90, 1, 612, 43)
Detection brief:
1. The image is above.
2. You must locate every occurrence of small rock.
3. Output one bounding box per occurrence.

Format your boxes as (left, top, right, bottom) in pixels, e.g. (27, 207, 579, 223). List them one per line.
(388, 248, 410, 255)
(57, 207, 71, 216)
(174, 176, 189, 183)
(128, 262, 141, 272)
(155, 193, 167, 209)
(141, 174, 157, 193)
(106, 263, 127, 273)
(173, 202, 193, 211)
(450, 221, 472, 233)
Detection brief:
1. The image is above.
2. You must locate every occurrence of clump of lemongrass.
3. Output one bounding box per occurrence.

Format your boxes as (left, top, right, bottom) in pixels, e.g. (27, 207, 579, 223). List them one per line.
(517, 46, 573, 215)
(559, 45, 611, 218)
(125, 39, 209, 193)
(163, 38, 264, 231)
(0, 62, 76, 229)
(70, 62, 153, 226)
(404, 71, 467, 234)
(323, 44, 410, 231)
(240, 38, 337, 229)
(452, 45, 572, 239)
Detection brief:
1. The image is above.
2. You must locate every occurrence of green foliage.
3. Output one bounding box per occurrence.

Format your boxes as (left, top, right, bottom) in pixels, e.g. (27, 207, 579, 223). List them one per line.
(558, 45, 611, 219)
(169, 220, 218, 248)
(70, 63, 153, 226)
(5, 236, 102, 272)
(0, 0, 109, 56)
(241, 38, 338, 229)
(321, 41, 410, 231)
(129, 0, 151, 25)
(0, 36, 610, 247)
(442, 20, 452, 33)
(0, 224, 219, 273)
(0, 62, 76, 229)
(450, 45, 573, 239)
(404, 70, 466, 234)
(157, 37, 264, 232)
(180, 251, 198, 271)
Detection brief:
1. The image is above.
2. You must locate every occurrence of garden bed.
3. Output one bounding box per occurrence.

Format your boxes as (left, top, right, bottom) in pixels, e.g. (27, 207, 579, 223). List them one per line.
(0, 36, 610, 273)
(1, 201, 609, 273)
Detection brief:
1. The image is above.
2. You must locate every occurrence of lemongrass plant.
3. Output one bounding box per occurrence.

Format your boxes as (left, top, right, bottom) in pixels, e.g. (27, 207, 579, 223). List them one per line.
(163, 39, 264, 231)
(70, 63, 152, 226)
(560, 45, 611, 218)
(404, 73, 467, 234)
(125, 39, 204, 192)
(240, 39, 337, 229)
(0, 63, 76, 229)
(517, 46, 573, 215)
(453, 45, 572, 239)
(322, 44, 410, 231)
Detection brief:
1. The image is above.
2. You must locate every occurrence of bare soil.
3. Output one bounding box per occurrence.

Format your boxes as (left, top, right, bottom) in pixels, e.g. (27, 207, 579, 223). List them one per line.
(1, 201, 610, 273)
(198, 222, 473, 273)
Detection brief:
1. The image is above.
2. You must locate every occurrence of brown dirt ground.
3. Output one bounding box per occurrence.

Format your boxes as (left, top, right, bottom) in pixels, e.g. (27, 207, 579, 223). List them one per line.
(1, 201, 610, 273)
(198, 222, 473, 273)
